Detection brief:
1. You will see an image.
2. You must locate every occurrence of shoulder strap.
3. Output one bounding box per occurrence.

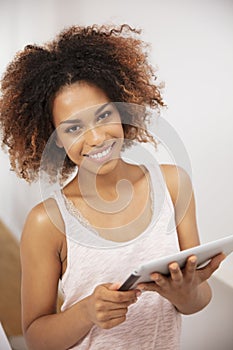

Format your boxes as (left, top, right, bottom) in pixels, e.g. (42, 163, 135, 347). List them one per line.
(52, 190, 117, 248)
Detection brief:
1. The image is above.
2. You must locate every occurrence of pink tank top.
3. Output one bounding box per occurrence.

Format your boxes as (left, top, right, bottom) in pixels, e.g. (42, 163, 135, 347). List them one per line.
(53, 162, 182, 349)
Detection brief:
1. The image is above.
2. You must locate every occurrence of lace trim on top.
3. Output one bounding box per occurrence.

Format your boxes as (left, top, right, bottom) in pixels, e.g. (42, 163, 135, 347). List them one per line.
(62, 194, 100, 237)
(61, 170, 155, 239)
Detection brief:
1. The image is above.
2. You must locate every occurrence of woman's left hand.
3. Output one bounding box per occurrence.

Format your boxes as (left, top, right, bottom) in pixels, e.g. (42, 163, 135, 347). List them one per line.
(137, 253, 225, 312)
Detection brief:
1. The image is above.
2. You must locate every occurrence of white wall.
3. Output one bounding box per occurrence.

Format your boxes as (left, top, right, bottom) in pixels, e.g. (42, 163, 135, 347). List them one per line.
(0, 0, 99, 238)
(75, 0, 233, 239)
(181, 276, 233, 350)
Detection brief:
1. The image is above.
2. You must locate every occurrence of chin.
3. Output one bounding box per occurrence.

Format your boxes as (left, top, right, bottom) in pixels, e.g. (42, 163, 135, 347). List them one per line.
(97, 159, 120, 175)
(80, 157, 121, 176)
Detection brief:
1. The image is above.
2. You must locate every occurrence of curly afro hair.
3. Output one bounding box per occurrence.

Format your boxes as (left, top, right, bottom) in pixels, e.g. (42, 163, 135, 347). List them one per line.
(0, 24, 165, 183)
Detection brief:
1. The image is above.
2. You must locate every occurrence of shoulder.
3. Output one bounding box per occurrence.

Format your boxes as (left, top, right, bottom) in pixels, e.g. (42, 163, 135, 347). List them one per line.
(24, 197, 64, 231)
(20, 199, 67, 330)
(159, 164, 193, 206)
(21, 198, 65, 255)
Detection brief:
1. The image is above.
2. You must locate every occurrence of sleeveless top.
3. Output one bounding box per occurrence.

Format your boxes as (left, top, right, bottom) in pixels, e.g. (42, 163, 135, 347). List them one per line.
(52, 162, 182, 350)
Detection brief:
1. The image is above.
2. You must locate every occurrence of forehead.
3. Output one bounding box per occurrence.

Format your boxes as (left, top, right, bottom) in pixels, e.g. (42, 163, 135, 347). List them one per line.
(52, 82, 110, 125)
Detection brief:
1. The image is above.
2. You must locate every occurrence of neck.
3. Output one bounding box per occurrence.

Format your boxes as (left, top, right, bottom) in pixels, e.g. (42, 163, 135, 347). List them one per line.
(78, 159, 127, 199)
(77, 159, 136, 214)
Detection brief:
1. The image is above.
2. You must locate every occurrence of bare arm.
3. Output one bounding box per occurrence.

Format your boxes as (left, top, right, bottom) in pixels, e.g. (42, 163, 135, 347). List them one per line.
(21, 201, 138, 350)
(137, 164, 225, 314)
(20, 201, 94, 349)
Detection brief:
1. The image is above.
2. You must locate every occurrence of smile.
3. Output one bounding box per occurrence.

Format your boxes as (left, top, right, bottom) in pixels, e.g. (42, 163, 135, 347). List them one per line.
(83, 142, 116, 162)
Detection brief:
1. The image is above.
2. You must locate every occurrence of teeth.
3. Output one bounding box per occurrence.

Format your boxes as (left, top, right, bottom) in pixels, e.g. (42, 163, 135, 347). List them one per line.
(89, 146, 111, 159)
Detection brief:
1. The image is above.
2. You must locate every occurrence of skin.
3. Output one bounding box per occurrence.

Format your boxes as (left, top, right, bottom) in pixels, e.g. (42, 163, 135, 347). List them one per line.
(20, 82, 225, 350)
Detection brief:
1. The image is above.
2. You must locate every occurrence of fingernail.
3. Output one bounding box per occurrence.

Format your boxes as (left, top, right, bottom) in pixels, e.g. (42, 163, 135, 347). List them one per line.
(155, 277, 162, 283)
(190, 257, 197, 264)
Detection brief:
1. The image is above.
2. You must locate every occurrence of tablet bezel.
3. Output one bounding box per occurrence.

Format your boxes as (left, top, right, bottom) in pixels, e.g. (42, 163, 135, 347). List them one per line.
(119, 234, 233, 291)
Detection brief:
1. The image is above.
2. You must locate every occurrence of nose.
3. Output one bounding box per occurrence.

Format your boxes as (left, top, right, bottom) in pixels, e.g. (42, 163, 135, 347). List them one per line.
(84, 126, 105, 147)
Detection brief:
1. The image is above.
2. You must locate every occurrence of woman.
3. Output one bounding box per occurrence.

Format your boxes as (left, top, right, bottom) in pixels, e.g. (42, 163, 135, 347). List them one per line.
(0, 24, 224, 350)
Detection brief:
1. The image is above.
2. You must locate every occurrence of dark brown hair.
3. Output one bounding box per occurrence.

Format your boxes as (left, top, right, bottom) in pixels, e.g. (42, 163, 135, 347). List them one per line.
(0, 24, 165, 183)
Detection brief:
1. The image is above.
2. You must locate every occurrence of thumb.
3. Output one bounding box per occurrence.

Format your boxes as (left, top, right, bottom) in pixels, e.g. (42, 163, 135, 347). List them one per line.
(108, 282, 122, 291)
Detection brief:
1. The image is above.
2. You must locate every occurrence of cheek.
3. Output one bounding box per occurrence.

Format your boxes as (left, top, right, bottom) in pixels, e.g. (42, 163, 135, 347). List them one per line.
(60, 135, 84, 158)
(68, 142, 83, 158)
(107, 123, 124, 138)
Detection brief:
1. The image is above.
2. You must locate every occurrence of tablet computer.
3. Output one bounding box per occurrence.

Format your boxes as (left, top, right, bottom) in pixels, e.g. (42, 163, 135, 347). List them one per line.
(119, 234, 233, 291)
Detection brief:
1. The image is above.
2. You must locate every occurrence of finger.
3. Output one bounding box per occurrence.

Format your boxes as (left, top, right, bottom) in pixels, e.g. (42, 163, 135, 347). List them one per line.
(168, 263, 183, 284)
(108, 282, 122, 291)
(137, 273, 166, 291)
(95, 299, 137, 312)
(137, 282, 160, 292)
(198, 253, 226, 281)
(213, 252, 226, 265)
(104, 284, 138, 303)
(150, 272, 167, 287)
(183, 255, 197, 281)
(97, 306, 129, 323)
(99, 315, 127, 329)
(110, 282, 141, 297)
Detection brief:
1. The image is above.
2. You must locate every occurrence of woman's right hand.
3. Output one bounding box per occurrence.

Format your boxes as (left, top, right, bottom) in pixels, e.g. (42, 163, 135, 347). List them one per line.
(86, 283, 140, 329)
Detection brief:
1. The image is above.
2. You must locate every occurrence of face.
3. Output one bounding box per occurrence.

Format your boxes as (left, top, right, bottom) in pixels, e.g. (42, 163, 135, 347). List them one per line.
(53, 82, 124, 175)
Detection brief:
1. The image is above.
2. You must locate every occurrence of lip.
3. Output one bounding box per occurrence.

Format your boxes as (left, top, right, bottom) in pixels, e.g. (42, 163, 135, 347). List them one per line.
(82, 142, 116, 163)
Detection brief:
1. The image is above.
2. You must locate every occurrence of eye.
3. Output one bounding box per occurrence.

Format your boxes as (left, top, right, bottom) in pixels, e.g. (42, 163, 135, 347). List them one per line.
(97, 110, 112, 122)
(65, 125, 81, 134)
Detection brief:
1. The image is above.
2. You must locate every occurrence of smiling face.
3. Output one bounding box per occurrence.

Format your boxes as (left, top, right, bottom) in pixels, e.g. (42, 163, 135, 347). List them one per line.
(52, 82, 124, 175)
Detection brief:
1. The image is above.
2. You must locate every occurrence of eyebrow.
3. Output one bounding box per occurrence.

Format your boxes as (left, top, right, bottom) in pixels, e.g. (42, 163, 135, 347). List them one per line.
(59, 103, 111, 125)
